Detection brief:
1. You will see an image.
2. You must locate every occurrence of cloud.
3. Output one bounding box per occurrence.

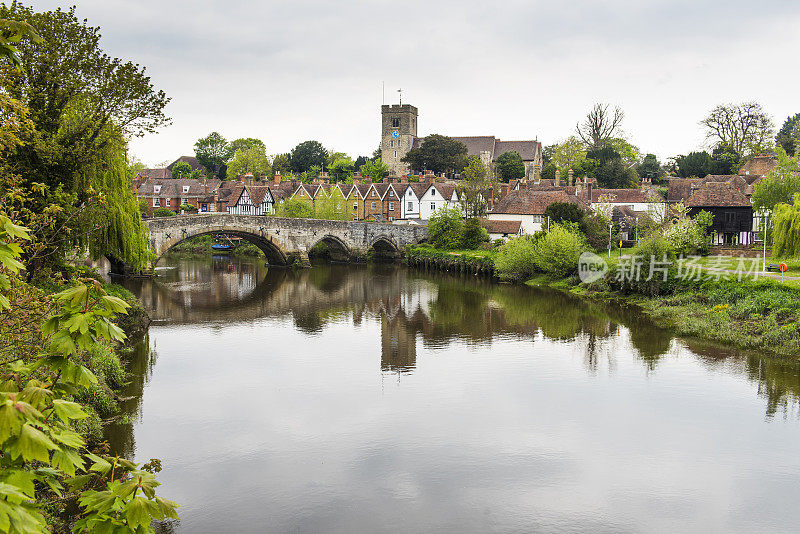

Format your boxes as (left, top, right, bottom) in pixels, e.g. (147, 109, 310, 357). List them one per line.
(31, 0, 800, 165)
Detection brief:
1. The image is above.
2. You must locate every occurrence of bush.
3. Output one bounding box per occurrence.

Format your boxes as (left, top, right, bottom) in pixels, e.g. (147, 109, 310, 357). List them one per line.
(277, 198, 314, 218)
(153, 206, 176, 217)
(459, 218, 486, 250)
(661, 217, 707, 255)
(611, 235, 678, 296)
(532, 225, 587, 276)
(494, 235, 540, 280)
(180, 203, 197, 212)
(580, 213, 611, 251)
(428, 205, 464, 249)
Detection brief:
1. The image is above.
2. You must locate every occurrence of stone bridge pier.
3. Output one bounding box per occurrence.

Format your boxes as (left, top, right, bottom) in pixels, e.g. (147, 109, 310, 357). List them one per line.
(143, 214, 427, 268)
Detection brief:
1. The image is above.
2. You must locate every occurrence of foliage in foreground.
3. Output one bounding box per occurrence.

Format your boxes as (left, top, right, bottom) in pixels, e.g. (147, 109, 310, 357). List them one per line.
(772, 193, 800, 258)
(0, 216, 178, 532)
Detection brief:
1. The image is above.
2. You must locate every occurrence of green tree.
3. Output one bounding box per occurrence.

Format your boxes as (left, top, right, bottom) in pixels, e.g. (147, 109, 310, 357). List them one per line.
(459, 218, 486, 250)
(0, 4, 167, 271)
(353, 155, 369, 169)
(776, 113, 800, 156)
(328, 157, 354, 183)
(276, 198, 314, 218)
(0, 18, 41, 65)
(637, 153, 665, 183)
(226, 145, 271, 180)
(675, 151, 713, 177)
(194, 132, 232, 176)
(171, 161, 193, 179)
(701, 101, 775, 156)
(552, 136, 587, 172)
(586, 146, 637, 188)
(458, 156, 493, 217)
(359, 159, 389, 183)
(289, 140, 327, 173)
(401, 134, 467, 175)
(228, 137, 265, 155)
(608, 137, 640, 165)
(751, 149, 800, 214)
(272, 153, 290, 176)
(544, 202, 585, 225)
(427, 205, 464, 249)
(495, 151, 526, 181)
(542, 144, 556, 165)
(773, 193, 800, 257)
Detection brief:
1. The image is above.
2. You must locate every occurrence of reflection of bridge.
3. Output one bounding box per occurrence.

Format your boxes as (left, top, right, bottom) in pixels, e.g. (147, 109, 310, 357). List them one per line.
(145, 214, 427, 267)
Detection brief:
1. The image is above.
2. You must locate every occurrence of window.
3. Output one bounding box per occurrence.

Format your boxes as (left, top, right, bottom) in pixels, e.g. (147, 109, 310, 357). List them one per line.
(299, 189, 304, 196)
(371, 202, 376, 209)
(353, 202, 358, 210)
(389, 202, 394, 210)
(408, 202, 413, 211)
(181, 198, 188, 206)
(431, 202, 436, 210)
(201, 203, 207, 212)
(390, 140, 394, 148)
(153, 198, 160, 207)
(394, 150, 397, 158)
(391, 117, 400, 128)
(182, 185, 190, 193)
(166, 199, 171, 207)
(372, 191, 376, 197)
(153, 185, 161, 194)
(408, 191, 412, 197)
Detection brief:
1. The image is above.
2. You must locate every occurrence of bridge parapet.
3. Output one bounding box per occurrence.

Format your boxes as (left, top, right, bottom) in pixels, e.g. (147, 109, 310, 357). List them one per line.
(144, 214, 427, 267)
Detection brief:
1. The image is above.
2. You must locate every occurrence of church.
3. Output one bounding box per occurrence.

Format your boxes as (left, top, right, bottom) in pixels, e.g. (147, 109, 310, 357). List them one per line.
(380, 103, 543, 180)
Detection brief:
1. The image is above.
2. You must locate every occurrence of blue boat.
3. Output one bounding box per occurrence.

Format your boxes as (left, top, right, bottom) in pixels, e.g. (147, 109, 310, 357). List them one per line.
(211, 244, 234, 251)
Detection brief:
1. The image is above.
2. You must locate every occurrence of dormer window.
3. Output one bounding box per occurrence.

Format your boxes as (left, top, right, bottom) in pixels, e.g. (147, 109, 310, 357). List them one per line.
(183, 185, 190, 193)
(153, 185, 161, 194)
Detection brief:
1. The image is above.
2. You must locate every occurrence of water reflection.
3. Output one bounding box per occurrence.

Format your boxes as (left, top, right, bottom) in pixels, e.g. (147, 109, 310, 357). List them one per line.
(111, 254, 800, 533)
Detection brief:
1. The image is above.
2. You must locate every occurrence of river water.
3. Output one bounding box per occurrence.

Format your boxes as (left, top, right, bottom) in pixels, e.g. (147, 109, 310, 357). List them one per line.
(111, 254, 800, 533)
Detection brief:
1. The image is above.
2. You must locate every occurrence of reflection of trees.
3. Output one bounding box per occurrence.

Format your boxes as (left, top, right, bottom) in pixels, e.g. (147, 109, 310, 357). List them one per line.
(746, 355, 800, 417)
(103, 333, 158, 458)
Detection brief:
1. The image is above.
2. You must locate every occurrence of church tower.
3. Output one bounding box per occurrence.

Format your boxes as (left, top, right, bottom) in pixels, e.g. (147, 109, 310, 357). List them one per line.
(381, 104, 418, 177)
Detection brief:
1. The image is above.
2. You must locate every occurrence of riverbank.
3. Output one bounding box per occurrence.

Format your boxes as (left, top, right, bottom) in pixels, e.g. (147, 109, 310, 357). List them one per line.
(168, 233, 265, 256)
(406, 245, 800, 358)
(405, 245, 496, 276)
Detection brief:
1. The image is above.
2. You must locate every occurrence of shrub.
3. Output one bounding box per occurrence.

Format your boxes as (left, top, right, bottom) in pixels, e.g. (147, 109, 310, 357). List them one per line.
(532, 225, 587, 276)
(459, 218, 486, 250)
(278, 198, 314, 218)
(428, 205, 464, 249)
(180, 203, 197, 212)
(153, 206, 176, 217)
(495, 235, 540, 280)
(611, 235, 678, 296)
(544, 202, 585, 225)
(580, 213, 611, 251)
(661, 217, 706, 255)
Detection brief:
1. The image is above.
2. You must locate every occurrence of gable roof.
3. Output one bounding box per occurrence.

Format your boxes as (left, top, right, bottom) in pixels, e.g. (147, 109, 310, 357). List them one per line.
(492, 190, 583, 215)
(247, 185, 272, 206)
(738, 155, 777, 177)
(136, 178, 221, 198)
(583, 188, 663, 204)
(167, 156, 203, 172)
(686, 181, 751, 208)
(494, 140, 541, 161)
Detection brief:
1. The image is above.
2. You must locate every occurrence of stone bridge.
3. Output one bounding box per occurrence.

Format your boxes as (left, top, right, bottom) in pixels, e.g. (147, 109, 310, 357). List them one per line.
(144, 214, 428, 266)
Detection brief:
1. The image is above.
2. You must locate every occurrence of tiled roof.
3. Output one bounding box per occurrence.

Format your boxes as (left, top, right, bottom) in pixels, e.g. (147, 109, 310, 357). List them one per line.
(136, 178, 221, 197)
(686, 181, 751, 208)
(583, 188, 662, 203)
(247, 185, 272, 206)
(492, 190, 582, 215)
(494, 140, 541, 161)
(137, 168, 169, 180)
(481, 219, 521, 234)
(667, 178, 702, 202)
(167, 156, 203, 171)
(738, 155, 777, 177)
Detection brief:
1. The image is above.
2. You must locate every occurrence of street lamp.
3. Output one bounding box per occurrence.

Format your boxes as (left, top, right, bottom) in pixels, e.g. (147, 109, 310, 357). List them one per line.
(608, 222, 614, 258)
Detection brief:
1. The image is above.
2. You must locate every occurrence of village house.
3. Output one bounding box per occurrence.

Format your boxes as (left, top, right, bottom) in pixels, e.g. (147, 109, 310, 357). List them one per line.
(481, 219, 522, 240)
(226, 184, 274, 215)
(487, 189, 585, 235)
(683, 181, 754, 245)
(418, 183, 460, 220)
(136, 178, 220, 217)
(580, 183, 666, 223)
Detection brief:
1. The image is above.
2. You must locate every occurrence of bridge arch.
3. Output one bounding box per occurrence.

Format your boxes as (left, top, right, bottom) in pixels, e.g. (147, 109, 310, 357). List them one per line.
(309, 234, 351, 262)
(369, 235, 401, 260)
(156, 228, 290, 266)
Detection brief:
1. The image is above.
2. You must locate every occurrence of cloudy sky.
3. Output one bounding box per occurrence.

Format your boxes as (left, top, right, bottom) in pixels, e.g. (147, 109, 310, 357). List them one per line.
(36, 0, 800, 166)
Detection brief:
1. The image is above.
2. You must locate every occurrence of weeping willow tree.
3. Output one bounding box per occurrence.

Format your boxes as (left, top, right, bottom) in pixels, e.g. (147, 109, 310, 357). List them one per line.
(81, 133, 152, 270)
(773, 194, 800, 258)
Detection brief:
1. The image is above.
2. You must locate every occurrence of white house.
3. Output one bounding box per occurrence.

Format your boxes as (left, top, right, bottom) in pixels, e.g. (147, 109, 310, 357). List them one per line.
(227, 185, 274, 215)
(583, 186, 665, 223)
(419, 184, 460, 220)
(399, 184, 428, 219)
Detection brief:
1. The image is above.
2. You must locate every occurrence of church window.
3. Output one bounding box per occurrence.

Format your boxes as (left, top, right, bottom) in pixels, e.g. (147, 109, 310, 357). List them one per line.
(391, 118, 400, 128)
(390, 140, 394, 148)
(394, 150, 397, 158)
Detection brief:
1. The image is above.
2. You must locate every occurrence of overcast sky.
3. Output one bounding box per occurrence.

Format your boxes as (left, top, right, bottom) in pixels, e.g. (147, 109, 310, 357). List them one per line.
(35, 0, 800, 166)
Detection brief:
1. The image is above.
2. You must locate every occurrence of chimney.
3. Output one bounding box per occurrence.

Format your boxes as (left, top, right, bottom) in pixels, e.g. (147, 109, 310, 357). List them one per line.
(555, 168, 560, 187)
(274, 171, 281, 186)
(587, 181, 593, 205)
(568, 169, 574, 187)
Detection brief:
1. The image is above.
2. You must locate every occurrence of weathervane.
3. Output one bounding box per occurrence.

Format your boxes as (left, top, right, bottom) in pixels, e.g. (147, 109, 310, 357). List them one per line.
(397, 88, 402, 105)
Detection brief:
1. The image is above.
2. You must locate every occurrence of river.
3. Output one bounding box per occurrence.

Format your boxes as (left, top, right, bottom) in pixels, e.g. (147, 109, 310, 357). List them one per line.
(110, 253, 800, 533)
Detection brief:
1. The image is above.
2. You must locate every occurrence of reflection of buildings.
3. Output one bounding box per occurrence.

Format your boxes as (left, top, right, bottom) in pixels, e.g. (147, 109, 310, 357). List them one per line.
(381, 314, 417, 374)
